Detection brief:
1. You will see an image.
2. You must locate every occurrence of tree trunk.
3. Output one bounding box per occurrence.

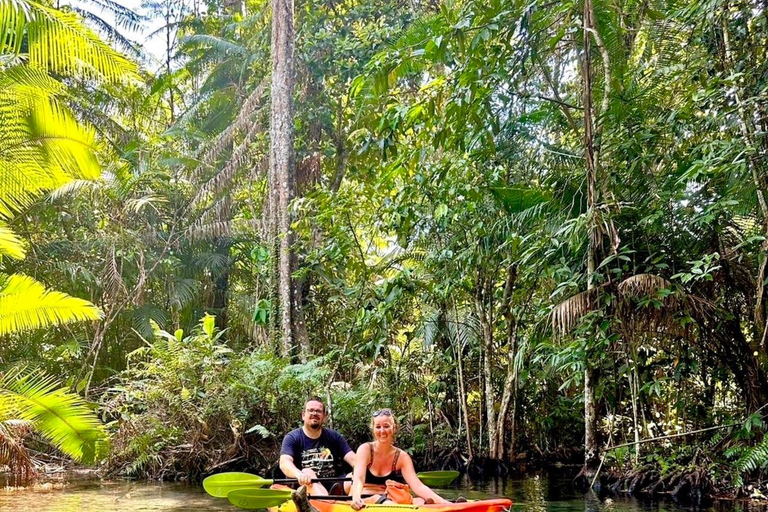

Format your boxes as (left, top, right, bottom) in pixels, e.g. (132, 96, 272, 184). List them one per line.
(717, 315, 768, 412)
(719, 9, 768, 350)
(474, 279, 498, 459)
(269, 0, 296, 357)
(494, 265, 519, 459)
(451, 303, 473, 460)
(212, 238, 231, 331)
(583, 366, 600, 477)
(293, 272, 310, 362)
(581, 0, 601, 483)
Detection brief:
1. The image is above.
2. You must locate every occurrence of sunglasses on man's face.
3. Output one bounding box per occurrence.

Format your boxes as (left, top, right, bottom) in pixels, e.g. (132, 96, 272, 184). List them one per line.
(372, 408, 393, 417)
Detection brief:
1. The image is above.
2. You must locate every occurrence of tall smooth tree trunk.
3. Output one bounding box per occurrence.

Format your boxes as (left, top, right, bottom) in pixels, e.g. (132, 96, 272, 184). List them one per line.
(581, 0, 601, 483)
(269, 0, 296, 356)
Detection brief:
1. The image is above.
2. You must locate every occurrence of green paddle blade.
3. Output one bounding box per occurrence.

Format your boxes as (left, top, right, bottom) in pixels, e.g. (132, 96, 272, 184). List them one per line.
(203, 472, 272, 497)
(418, 470, 460, 487)
(228, 488, 294, 509)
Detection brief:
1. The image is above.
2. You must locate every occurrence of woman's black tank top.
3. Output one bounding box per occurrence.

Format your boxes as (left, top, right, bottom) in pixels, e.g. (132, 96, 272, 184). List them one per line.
(365, 442, 405, 485)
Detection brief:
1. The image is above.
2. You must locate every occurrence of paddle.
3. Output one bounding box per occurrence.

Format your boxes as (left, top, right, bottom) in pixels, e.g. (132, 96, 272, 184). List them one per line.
(227, 489, 374, 510)
(204, 470, 460, 497)
(203, 472, 353, 498)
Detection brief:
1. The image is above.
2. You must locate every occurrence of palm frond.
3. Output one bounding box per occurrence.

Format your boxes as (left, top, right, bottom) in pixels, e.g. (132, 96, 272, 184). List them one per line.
(0, 367, 107, 463)
(47, 178, 103, 201)
(76, 0, 145, 31)
(491, 186, 552, 213)
(0, 223, 25, 259)
(101, 244, 127, 301)
(551, 289, 593, 336)
(0, 65, 63, 97)
(72, 7, 141, 57)
(186, 219, 234, 241)
(169, 277, 199, 309)
(196, 79, 267, 171)
(0, 273, 102, 336)
(179, 34, 248, 58)
(12, 0, 138, 83)
(189, 134, 261, 209)
(129, 304, 168, 341)
(0, 0, 29, 56)
(0, 95, 100, 219)
(617, 273, 672, 298)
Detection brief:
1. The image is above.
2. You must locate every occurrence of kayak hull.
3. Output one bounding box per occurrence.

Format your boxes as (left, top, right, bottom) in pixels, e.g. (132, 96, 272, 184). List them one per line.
(275, 498, 513, 512)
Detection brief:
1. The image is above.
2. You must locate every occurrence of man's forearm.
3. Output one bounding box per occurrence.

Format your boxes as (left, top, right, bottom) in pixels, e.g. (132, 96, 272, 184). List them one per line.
(280, 459, 301, 478)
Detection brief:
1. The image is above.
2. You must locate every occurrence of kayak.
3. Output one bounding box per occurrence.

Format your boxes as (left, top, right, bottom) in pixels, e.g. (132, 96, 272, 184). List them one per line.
(273, 498, 513, 512)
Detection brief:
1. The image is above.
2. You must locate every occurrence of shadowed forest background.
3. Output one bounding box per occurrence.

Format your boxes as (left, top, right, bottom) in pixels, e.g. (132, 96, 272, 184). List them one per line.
(1, 0, 768, 500)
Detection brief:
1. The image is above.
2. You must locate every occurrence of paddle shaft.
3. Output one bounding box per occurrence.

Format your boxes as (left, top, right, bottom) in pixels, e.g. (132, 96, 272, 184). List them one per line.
(274, 477, 353, 485)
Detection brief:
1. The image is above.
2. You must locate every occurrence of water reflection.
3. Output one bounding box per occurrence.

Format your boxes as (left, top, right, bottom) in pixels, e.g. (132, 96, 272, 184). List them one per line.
(0, 480, 239, 511)
(0, 472, 759, 511)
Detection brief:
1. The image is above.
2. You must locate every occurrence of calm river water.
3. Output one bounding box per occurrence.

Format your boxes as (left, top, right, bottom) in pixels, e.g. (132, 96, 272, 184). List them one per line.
(0, 472, 760, 512)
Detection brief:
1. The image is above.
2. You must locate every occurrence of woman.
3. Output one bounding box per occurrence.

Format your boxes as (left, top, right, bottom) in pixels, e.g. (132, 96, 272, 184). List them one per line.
(350, 408, 448, 510)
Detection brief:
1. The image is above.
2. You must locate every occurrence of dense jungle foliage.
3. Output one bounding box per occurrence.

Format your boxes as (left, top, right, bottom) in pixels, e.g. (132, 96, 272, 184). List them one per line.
(2, 0, 768, 501)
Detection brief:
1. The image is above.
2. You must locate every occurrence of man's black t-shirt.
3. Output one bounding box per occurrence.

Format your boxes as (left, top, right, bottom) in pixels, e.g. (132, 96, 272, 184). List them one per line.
(280, 428, 352, 478)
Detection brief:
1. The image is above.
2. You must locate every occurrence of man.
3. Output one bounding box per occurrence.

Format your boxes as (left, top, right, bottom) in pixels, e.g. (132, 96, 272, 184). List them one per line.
(280, 397, 356, 495)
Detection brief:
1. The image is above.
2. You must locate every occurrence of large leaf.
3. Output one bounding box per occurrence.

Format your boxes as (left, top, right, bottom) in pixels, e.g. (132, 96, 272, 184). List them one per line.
(490, 186, 552, 213)
(0, 273, 101, 335)
(0, 367, 107, 463)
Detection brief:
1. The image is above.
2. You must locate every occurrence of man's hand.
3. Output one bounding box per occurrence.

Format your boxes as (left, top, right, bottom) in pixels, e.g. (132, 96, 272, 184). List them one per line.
(297, 468, 318, 486)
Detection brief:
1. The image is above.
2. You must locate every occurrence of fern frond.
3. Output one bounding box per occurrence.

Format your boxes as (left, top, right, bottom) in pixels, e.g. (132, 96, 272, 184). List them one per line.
(735, 435, 768, 475)
(0, 273, 102, 335)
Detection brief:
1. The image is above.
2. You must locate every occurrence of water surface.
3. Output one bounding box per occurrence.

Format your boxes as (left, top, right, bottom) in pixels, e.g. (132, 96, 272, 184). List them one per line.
(0, 472, 755, 512)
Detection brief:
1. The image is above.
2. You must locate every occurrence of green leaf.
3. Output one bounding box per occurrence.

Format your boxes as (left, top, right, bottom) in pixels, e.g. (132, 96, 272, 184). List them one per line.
(202, 313, 216, 338)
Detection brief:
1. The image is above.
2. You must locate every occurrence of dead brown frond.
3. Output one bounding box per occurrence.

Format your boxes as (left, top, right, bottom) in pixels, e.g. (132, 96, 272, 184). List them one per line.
(197, 80, 268, 172)
(551, 289, 596, 336)
(101, 244, 127, 301)
(189, 128, 263, 211)
(186, 220, 234, 242)
(617, 273, 672, 298)
(0, 421, 35, 477)
(551, 273, 716, 343)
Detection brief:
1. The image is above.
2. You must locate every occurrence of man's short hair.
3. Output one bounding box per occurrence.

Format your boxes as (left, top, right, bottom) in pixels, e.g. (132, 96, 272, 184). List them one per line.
(304, 396, 325, 413)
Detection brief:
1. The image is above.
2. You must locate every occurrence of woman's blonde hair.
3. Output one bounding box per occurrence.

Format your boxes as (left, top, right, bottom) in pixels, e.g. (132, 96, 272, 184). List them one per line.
(370, 408, 398, 436)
